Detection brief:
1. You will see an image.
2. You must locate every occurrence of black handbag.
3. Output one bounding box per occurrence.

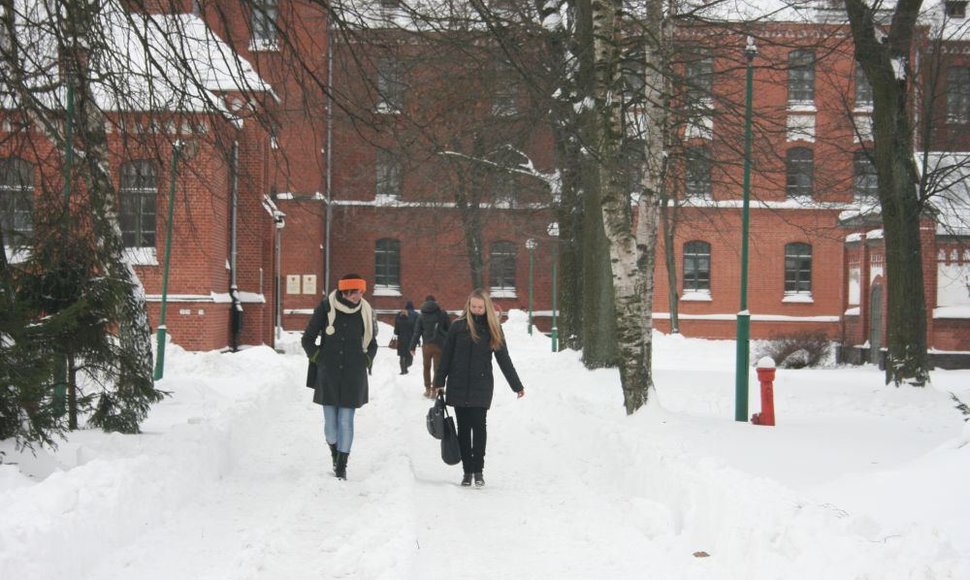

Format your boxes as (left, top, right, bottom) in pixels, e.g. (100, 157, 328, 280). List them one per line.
(440, 415, 461, 466)
(426, 394, 446, 440)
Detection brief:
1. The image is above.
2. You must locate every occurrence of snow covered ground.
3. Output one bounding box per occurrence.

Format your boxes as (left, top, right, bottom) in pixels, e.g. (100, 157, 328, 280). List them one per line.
(2, 310, 968, 580)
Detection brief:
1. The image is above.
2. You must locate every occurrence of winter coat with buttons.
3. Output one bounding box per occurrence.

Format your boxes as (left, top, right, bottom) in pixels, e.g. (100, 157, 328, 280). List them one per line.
(301, 297, 378, 408)
(434, 317, 523, 409)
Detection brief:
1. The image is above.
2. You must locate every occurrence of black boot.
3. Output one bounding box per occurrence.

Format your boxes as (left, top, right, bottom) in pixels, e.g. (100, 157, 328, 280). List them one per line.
(473, 472, 484, 488)
(335, 452, 349, 480)
(461, 473, 472, 487)
(400, 358, 408, 375)
(328, 443, 338, 471)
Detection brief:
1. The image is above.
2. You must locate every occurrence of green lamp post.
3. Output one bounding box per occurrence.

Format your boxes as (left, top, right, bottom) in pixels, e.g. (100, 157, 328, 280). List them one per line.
(154, 141, 182, 381)
(548, 222, 559, 352)
(735, 36, 756, 422)
(526, 238, 536, 335)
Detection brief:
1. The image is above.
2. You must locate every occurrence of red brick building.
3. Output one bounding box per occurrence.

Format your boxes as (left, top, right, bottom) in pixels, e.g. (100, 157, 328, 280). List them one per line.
(3, 1, 967, 365)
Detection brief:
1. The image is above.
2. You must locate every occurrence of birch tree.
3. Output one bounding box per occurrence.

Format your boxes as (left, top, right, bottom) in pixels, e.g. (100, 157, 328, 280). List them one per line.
(589, 0, 658, 412)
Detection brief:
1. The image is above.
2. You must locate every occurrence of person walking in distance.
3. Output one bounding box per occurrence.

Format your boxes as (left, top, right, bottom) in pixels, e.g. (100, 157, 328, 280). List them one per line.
(409, 295, 451, 398)
(301, 273, 378, 480)
(434, 289, 525, 488)
(393, 305, 416, 375)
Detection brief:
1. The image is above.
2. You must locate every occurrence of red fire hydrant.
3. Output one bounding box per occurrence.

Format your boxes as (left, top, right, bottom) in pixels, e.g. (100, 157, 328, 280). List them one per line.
(751, 357, 776, 426)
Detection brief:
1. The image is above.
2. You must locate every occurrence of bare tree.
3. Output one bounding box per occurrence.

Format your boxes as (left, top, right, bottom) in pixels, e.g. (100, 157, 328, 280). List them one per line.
(843, 0, 930, 385)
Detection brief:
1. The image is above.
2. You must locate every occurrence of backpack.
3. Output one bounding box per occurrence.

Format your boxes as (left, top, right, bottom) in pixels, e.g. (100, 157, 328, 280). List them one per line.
(420, 312, 440, 344)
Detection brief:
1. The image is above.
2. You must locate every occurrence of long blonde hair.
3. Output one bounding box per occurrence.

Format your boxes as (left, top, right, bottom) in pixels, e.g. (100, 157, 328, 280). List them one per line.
(463, 288, 504, 350)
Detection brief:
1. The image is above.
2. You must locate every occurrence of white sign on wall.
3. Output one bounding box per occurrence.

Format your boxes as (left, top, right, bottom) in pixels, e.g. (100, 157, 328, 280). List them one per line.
(302, 275, 317, 295)
(286, 275, 301, 295)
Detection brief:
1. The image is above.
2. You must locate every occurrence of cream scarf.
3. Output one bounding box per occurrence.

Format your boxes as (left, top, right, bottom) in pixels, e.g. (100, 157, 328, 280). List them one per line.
(325, 291, 374, 351)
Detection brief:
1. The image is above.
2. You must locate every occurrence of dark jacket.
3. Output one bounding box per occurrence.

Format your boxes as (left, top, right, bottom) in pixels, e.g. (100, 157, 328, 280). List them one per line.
(409, 299, 451, 350)
(393, 312, 415, 357)
(434, 316, 523, 409)
(301, 295, 378, 408)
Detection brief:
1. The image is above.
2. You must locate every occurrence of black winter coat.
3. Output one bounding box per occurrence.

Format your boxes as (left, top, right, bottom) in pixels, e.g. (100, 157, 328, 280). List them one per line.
(393, 313, 415, 357)
(434, 317, 523, 409)
(301, 297, 378, 408)
(409, 300, 450, 350)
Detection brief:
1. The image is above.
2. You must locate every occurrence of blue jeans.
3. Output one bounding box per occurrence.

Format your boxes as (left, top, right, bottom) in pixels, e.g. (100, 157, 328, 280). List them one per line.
(323, 405, 355, 453)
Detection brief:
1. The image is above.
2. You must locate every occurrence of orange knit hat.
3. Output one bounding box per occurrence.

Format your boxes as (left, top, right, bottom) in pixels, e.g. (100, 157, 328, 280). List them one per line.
(338, 275, 366, 292)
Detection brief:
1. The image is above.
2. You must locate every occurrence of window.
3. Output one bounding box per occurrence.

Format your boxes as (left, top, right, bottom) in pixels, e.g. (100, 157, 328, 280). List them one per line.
(492, 171, 515, 207)
(492, 63, 518, 116)
(377, 58, 405, 112)
(251, 0, 278, 47)
(683, 241, 711, 292)
(489, 241, 516, 295)
(784, 242, 812, 294)
(0, 157, 34, 245)
(786, 147, 814, 198)
(685, 52, 713, 105)
(376, 149, 402, 198)
(787, 50, 815, 104)
(853, 150, 878, 200)
(945, 1, 967, 18)
(947, 67, 970, 124)
(685, 145, 711, 198)
(854, 65, 873, 108)
(375, 238, 401, 290)
(621, 51, 645, 101)
(119, 160, 158, 248)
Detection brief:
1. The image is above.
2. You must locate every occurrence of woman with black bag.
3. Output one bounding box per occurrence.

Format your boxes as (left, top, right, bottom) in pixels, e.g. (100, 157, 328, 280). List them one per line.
(434, 289, 525, 487)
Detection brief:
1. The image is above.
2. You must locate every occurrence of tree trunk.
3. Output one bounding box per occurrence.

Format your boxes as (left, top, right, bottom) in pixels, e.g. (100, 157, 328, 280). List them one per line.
(590, 0, 654, 412)
(844, 0, 930, 386)
(67, 3, 160, 431)
(553, 133, 585, 351)
(661, 197, 680, 333)
(581, 166, 619, 367)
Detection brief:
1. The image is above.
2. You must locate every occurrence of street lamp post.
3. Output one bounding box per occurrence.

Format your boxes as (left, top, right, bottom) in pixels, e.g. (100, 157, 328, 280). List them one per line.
(735, 36, 757, 422)
(154, 140, 182, 381)
(548, 222, 559, 352)
(525, 238, 536, 335)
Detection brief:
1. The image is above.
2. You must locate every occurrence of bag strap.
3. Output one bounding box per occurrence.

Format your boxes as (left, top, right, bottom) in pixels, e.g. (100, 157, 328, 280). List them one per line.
(437, 391, 450, 418)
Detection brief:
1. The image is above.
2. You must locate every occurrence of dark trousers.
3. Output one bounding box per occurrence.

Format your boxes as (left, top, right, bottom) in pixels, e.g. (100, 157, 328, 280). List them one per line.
(421, 343, 442, 388)
(454, 406, 487, 474)
(398, 352, 413, 373)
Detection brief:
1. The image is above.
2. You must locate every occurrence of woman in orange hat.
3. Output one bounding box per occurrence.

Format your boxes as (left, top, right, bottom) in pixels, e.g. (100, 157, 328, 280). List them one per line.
(301, 273, 378, 480)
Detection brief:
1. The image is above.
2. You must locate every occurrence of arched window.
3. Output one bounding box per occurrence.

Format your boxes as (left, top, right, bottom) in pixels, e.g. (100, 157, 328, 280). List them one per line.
(489, 241, 516, 296)
(119, 160, 158, 248)
(683, 241, 711, 292)
(375, 238, 401, 290)
(0, 157, 35, 244)
(786, 147, 814, 198)
(784, 242, 812, 294)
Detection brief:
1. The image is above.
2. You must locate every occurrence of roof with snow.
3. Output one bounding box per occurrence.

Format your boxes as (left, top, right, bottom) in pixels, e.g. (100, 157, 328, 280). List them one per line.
(1, 1, 273, 114)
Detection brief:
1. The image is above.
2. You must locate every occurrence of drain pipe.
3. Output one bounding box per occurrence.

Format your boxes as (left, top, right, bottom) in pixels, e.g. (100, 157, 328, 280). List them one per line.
(324, 8, 334, 294)
(230, 140, 242, 351)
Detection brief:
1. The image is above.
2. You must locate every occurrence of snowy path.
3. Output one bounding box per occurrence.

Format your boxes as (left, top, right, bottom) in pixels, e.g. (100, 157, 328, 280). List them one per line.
(4, 320, 968, 580)
(79, 350, 686, 580)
